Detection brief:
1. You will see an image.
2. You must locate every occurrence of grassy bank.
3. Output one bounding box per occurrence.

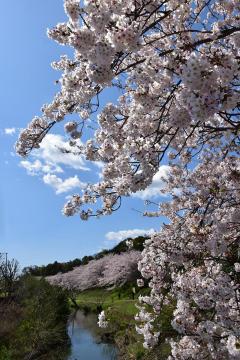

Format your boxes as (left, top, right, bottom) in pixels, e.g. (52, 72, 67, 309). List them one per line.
(74, 284, 146, 312)
(72, 285, 177, 360)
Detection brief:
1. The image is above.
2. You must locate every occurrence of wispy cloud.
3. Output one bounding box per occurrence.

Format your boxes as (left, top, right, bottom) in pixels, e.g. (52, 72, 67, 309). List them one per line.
(20, 159, 63, 176)
(105, 228, 155, 242)
(43, 174, 87, 194)
(19, 133, 91, 194)
(19, 134, 89, 176)
(133, 165, 170, 199)
(32, 134, 89, 171)
(4, 128, 16, 135)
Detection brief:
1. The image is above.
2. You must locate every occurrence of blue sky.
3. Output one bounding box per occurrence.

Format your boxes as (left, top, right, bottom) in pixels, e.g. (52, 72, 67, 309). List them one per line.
(0, 1, 167, 268)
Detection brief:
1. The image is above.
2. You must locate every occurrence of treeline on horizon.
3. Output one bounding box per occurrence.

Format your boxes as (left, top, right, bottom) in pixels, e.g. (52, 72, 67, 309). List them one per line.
(24, 236, 148, 277)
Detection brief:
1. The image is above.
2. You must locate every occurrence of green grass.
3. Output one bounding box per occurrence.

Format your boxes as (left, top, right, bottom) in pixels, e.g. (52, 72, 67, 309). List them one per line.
(74, 285, 147, 314)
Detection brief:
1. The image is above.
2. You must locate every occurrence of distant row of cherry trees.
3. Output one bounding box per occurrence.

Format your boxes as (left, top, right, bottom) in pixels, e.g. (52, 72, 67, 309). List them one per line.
(23, 236, 147, 277)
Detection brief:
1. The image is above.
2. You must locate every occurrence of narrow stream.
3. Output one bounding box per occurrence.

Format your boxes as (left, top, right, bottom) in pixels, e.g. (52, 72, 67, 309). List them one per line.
(67, 310, 118, 360)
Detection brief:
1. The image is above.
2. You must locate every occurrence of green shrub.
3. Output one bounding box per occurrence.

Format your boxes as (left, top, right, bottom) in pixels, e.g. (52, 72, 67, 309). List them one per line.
(0, 346, 12, 360)
(1, 276, 70, 360)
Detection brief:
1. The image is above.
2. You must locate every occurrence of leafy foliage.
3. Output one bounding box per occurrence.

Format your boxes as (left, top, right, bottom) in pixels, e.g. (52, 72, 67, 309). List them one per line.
(0, 275, 70, 360)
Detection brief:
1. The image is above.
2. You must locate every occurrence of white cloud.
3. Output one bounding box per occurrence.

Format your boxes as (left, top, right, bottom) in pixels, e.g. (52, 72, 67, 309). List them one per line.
(34, 134, 89, 171)
(20, 159, 63, 176)
(20, 134, 89, 176)
(5, 128, 16, 135)
(105, 228, 155, 242)
(19, 134, 91, 194)
(43, 174, 87, 194)
(94, 161, 104, 169)
(133, 165, 170, 199)
(98, 171, 103, 179)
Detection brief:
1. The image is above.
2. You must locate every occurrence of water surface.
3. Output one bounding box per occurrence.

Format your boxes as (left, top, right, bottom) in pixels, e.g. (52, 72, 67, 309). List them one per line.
(67, 310, 118, 360)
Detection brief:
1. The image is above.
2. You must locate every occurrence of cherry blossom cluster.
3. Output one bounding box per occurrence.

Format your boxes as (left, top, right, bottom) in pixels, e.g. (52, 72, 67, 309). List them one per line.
(98, 310, 108, 329)
(16, 0, 240, 357)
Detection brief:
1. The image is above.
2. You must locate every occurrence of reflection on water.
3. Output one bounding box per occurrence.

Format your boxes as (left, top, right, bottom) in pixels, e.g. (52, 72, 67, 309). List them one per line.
(67, 310, 118, 360)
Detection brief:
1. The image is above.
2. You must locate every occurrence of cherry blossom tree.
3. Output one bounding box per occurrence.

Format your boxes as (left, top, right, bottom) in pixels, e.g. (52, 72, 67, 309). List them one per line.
(47, 251, 141, 290)
(16, 0, 240, 358)
(136, 153, 240, 354)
